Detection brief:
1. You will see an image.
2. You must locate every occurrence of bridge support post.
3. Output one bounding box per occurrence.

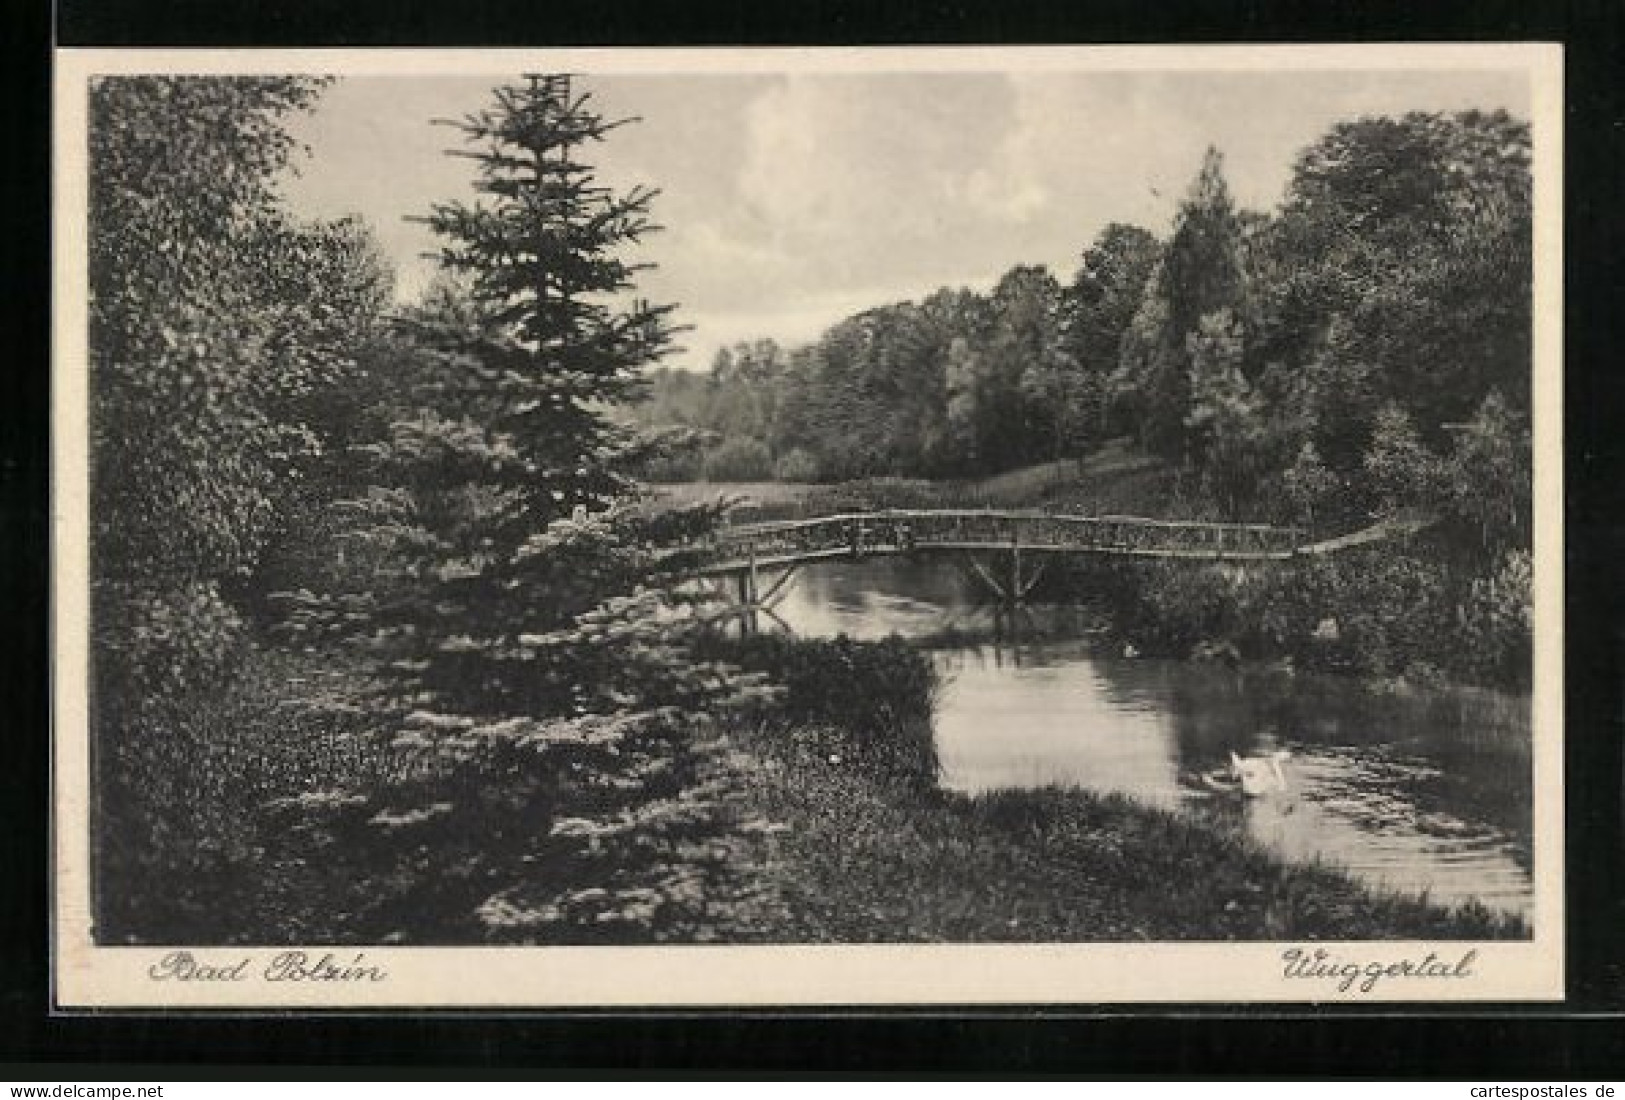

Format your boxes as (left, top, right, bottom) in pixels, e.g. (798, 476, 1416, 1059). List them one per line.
(736, 550, 759, 637)
(1009, 521, 1023, 608)
(965, 556, 1009, 603)
(758, 563, 799, 608)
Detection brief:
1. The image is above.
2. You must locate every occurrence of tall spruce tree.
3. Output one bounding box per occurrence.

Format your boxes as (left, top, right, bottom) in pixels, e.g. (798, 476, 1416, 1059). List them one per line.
(366, 75, 698, 712)
(273, 76, 780, 944)
(421, 73, 679, 520)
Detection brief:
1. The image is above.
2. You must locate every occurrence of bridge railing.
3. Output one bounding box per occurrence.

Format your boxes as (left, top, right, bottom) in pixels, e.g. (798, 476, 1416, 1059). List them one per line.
(696, 509, 1305, 566)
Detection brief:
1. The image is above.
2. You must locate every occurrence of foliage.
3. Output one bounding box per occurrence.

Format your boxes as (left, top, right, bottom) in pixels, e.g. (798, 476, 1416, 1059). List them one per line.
(710, 636, 941, 789)
(702, 437, 774, 482)
(90, 76, 390, 632)
(1281, 441, 1340, 528)
(1362, 404, 1446, 514)
(1183, 309, 1267, 511)
(96, 646, 394, 942)
(87, 75, 394, 938)
(626, 238, 1161, 483)
(1261, 110, 1532, 468)
(624, 423, 717, 483)
(1116, 147, 1250, 458)
(1441, 391, 1532, 555)
(980, 266, 1073, 466)
(1081, 539, 1510, 687)
(1455, 549, 1534, 689)
(771, 447, 823, 483)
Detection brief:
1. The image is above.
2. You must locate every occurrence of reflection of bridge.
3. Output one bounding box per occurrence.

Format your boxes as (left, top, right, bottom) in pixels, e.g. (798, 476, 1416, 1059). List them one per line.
(686, 508, 1433, 634)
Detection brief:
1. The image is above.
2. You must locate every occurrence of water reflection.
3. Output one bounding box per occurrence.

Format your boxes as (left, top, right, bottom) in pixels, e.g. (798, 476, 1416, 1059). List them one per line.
(769, 559, 1534, 921)
(934, 648, 1184, 806)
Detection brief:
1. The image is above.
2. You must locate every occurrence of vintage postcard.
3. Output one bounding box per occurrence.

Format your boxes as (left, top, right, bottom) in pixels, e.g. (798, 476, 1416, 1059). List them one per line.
(52, 44, 1564, 1007)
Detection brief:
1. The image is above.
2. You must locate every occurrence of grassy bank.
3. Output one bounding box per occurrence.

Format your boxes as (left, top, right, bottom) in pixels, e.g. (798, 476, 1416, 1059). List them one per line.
(646, 438, 1179, 522)
(716, 637, 1527, 942)
(106, 630, 1526, 944)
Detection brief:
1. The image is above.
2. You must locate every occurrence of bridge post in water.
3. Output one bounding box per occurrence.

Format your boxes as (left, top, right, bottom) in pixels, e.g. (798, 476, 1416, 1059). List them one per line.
(736, 548, 759, 637)
(1009, 518, 1023, 610)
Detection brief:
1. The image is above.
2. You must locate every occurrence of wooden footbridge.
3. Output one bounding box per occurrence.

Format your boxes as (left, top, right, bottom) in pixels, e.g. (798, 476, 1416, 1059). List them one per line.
(683, 508, 1432, 634)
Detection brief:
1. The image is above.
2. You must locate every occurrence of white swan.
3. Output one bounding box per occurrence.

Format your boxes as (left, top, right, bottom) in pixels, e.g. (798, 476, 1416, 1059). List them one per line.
(1200, 749, 1290, 797)
(1229, 749, 1290, 797)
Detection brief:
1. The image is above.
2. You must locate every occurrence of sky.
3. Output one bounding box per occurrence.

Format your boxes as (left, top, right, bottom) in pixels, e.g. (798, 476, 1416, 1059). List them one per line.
(277, 67, 1530, 370)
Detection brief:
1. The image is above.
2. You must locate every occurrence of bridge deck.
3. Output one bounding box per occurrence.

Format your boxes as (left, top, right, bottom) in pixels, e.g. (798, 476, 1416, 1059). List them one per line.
(685, 508, 1428, 577)
(692, 542, 1299, 576)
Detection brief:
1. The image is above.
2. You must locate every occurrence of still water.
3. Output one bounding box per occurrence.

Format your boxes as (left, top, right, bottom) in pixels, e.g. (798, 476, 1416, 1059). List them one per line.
(767, 558, 1534, 921)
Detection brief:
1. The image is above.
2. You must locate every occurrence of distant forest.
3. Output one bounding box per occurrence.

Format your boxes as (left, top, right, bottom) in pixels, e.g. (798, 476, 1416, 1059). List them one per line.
(623, 110, 1531, 534)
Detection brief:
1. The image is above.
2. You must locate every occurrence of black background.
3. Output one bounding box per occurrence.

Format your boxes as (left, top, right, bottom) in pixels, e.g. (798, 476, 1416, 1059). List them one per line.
(5, 0, 1624, 1076)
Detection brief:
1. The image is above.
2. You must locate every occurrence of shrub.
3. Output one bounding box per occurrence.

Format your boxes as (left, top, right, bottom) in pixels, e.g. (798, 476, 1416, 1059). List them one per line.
(707, 635, 941, 789)
(88, 78, 391, 940)
(642, 450, 704, 482)
(702, 437, 774, 481)
(772, 447, 822, 483)
(95, 644, 391, 943)
(802, 477, 944, 514)
(1455, 549, 1533, 689)
(1070, 543, 1527, 690)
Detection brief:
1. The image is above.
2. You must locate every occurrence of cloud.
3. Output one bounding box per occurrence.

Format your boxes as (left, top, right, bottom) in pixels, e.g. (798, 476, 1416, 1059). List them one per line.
(277, 68, 1534, 372)
(960, 75, 1209, 242)
(731, 75, 1016, 262)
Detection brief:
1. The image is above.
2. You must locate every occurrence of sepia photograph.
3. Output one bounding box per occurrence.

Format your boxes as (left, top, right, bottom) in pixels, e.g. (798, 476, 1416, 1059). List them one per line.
(51, 45, 1564, 1006)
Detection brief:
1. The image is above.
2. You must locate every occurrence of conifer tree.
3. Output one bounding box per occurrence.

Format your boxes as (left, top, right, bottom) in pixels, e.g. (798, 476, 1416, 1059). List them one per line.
(361, 75, 693, 712)
(419, 73, 680, 520)
(274, 76, 781, 944)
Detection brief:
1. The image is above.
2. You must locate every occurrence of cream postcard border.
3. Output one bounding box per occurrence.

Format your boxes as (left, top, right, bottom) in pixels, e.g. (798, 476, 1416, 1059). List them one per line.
(51, 43, 1566, 1008)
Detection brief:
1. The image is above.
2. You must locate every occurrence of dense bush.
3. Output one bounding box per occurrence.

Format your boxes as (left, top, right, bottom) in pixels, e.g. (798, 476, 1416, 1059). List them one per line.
(1080, 540, 1525, 690)
(1455, 548, 1534, 690)
(96, 646, 392, 942)
(702, 437, 774, 481)
(707, 635, 941, 789)
(88, 76, 392, 939)
(772, 446, 822, 483)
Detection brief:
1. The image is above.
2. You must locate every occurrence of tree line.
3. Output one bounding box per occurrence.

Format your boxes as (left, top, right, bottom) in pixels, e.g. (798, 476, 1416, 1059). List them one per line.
(629, 110, 1531, 547)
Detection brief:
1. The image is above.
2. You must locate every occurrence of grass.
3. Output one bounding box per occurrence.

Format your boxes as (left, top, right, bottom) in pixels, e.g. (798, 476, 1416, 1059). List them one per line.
(644, 438, 1182, 522)
(640, 438, 1189, 523)
(960, 440, 1173, 513)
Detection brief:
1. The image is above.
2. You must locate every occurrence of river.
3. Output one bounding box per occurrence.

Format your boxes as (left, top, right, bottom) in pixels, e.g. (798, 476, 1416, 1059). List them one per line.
(763, 557, 1534, 921)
